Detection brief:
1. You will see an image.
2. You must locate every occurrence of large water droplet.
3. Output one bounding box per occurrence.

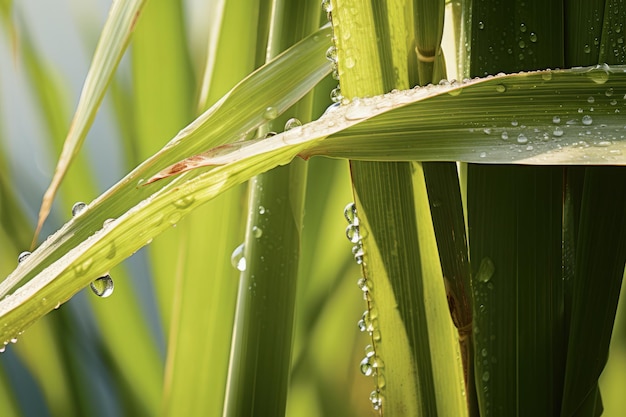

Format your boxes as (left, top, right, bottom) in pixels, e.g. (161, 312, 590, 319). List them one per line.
(285, 118, 302, 131)
(71, 202, 87, 217)
(252, 226, 263, 238)
(90, 274, 114, 298)
(344, 202, 358, 224)
(477, 257, 495, 283)
(369, 390, 383, 410)
(17, 251, 31, 263)
(231, 243, 246, 272)
(587, 64, 610, 84)
(263, 106, 279, 120)
(346, 223, 361, 243)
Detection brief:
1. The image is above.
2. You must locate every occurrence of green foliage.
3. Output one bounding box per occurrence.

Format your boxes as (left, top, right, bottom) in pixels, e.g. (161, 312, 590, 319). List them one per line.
(0, 0, 624, 416)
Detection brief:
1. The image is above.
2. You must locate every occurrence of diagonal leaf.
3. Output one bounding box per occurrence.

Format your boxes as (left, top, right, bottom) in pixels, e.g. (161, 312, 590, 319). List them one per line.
(32, 0, 147, 246)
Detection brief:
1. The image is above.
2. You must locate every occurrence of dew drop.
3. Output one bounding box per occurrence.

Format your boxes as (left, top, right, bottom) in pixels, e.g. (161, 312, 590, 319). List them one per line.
(230, 243, 246, 272)
(321, 0, 332, 13)
(481, 348, 488, 357)
(330, 87, 343, 103)
(353, 245, 365, 264)
(587, 96, 595, 104)
(482, 371, 490, 382)
(357, 277, 372, 292)
(17, 251, 31, 263)
(478, 21, 485, 30)
(344, 202, 358, 224)
(258, 205, 266, 215)
(284, 118, 302, 131)
(605, 88, 614, 97)
(479, 151, 487, 158)
(520, 23, 527, 33)
(173, 195, 195, 209)
(369, 390, 383, 410)
(587, 64, 610, 84)
(529, 32, 538, 42)
(90, 274, 114, 298)
(501, 131, 509, 140)
(346, 223, 361, 243)
(495, 84, 506, 93)
(252, 226, 263, 238)
(552, 115, 560, 124)
(168, 212, 181, 226)
(541, 71, 553, 81)
(71, 202, 87, 217)
(511, 119, 519, 127)
(477, 257, 495, 283)
(584, 44, 591, 53)
(325, 45, 337, 62)
(582, 115, 593, 125)
(263, 106, 279, 120)
(516, 133, 528, 144)
(360, 356, 374, 376)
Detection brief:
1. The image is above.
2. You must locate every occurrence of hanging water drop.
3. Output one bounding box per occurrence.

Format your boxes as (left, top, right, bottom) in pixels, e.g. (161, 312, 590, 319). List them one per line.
(330, 87, 343, 103)
(90, 274, 114, 298)
(284, 118, 302, 131)
(230, 243, 247, 272)
(369, 390, 383, 411)
(346, 223, 361, 243)
(344, 202, 358, 224)
(263, 106, 279, 120)
(325, 45, 337, 62)
(71, 202, 87, 217)
(360, 356, 374, 376)
(17, 251, 31, 263)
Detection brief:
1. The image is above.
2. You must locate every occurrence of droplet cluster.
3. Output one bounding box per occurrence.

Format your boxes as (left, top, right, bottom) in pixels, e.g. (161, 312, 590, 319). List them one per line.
(344, 202, 384, 413)
(323, 0, 343, 104)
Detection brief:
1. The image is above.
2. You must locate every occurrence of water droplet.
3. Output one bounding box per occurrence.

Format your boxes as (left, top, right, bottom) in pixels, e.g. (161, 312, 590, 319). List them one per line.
(137, 178, 146, 187)
(357, 277, 371, 292)
(529, 32, 538, 42)
(360, 356, 374, 376)
(103, 218, 115, 228)
(501, 131, 509, 140)
(353, 245, 365, 264)
(17, 251, 31, 263)
(482, 371, 490, 382)
(10, 338, 17, 344)
(520, 23, 527, 33)
(330, 87, 343, 103)
(252, 226, 263, 238)
(344, 202, 358, 224)
(483, 128, 492, 135)
(346, 223, 361, 243)
(284, 118, 302, 131)
(258, 205, 266, 215)
(71, 202, 87, 217)
(325, 45, 337, 62)
(173, 195, 195, 209)
(477, 257, 495, 283)
(230, 243, 246, 272)
(511, 119, 519, 127)
(516, 133, 528, 144)
(552, 115, 561, 124)
(582, 115, 593, 125)
(345, 55, 356, 69)
(518, 40, 526, 49)
(369, 390, 383, 410)
(584, 44, 591, 53)
(263, 106, 279, 120)
(75, 258, 94, 276)
(587, 64, 610, 84)
(605, 88, 614, 97)
(587, 96, 595, 104)
(479, 151, 487, 158)
(481, 348, 488, 357)
(478, 21, 485, 30)
(90, 274, 114, 298)
(495, 84, 506, 93)
(168, 212, 181, 226)
(321, 0, 332, 13)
